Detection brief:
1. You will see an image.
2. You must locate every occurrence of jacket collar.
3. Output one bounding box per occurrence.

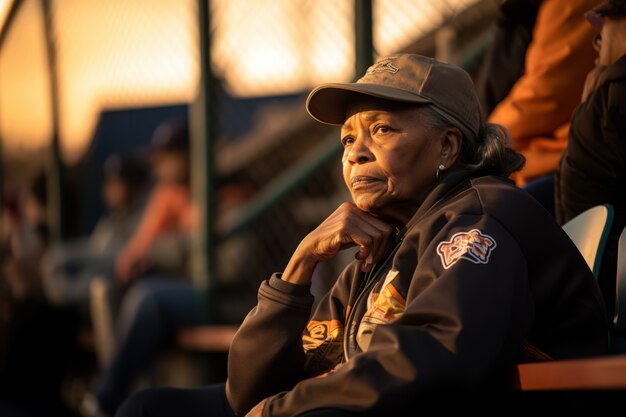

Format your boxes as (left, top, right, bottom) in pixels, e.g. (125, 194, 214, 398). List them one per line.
(401, 169, 475, 236)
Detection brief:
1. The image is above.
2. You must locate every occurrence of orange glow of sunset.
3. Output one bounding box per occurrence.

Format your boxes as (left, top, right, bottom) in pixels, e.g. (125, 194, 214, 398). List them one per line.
(0, 0, 479, 163)
(52, 0, 199, 162)
(0, 0, 52, 154)
(0, 0, 12, 36)
(210, 0, 354, 96)
(0, 0, 199, 163)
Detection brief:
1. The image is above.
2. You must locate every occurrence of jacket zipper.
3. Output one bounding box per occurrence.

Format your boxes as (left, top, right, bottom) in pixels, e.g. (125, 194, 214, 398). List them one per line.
(342, 242, 401, 361)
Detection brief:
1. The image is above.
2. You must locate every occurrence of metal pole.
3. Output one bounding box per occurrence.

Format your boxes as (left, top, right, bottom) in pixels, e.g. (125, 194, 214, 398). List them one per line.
(189, 0, 215, 323)
(0, 0, 24, 262)
(41, 0, 65, 242)
(0, 0, 23, 48)
(354, 0, 374, 79)
(0, 116, 3, 258)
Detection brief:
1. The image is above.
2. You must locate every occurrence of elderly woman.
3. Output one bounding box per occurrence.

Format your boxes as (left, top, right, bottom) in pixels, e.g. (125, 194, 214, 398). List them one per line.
(116, 54, 607, 417)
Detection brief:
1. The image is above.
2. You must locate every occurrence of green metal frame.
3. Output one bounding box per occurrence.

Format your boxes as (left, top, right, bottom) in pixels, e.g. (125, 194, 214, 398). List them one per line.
(41, 0, 66, 242)
(218, 134, 342, 241)
(355, 0, 373, 78)
(189, 0, 216, 323)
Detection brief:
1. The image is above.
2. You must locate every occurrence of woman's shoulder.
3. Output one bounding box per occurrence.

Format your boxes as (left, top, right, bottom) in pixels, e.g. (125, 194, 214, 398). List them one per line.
(437, 174, 557, 234)
(468, 175, 540, 210)
(465, 175, 568, 244)
(436, 175, 537, 216)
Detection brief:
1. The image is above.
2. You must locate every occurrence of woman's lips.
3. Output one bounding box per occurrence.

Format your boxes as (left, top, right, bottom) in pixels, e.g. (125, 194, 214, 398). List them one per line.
(351, 175, 383, 190)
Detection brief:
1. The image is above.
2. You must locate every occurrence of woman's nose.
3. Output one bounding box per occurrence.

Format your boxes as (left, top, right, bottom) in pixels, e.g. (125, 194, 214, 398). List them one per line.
(346, 135, 374, 165)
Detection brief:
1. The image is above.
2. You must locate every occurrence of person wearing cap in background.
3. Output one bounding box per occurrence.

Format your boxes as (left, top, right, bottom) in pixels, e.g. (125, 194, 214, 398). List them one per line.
(556, 0, 626, 322)
(116, 54, 607, 417)
(41, 153, 149, 311)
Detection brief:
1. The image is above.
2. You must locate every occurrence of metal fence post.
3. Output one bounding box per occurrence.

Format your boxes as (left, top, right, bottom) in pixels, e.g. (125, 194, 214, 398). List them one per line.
(41, 0, 65, 242)
(354, 0, 374, 79)
(189, 0, 215, 323)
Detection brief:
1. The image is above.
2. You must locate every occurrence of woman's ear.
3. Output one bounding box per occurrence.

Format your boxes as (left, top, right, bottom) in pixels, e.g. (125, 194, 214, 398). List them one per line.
(439, 127, 462, 167)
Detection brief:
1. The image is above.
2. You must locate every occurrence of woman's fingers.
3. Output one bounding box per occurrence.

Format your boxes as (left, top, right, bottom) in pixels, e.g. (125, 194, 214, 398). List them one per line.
(310, 203, 394, 271)
(285, 202, 396, 284)
(344, 215, 390, 272)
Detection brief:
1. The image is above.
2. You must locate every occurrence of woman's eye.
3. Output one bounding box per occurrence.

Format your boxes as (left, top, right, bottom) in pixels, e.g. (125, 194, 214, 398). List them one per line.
(341, 136, 355, 147)
(374, 125, 392, 135)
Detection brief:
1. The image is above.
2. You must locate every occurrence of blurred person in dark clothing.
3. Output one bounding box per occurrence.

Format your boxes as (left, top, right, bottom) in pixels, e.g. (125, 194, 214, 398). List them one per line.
(475, 0, 542, 115)
(556, 0, 626, 321)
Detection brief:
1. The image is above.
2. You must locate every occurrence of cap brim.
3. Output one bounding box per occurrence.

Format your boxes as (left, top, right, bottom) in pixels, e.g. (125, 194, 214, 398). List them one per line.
(306, 83, 431, 125)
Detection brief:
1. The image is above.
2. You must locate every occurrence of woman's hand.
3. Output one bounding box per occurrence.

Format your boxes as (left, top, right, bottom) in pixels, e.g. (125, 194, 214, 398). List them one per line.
(282, 202, 394, 285)
(115, 251, 151, 285)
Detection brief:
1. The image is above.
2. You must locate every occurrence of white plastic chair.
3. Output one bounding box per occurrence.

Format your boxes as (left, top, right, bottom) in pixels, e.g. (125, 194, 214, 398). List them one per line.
(562, 204, 613, 278)
(613, 226, 626, 331)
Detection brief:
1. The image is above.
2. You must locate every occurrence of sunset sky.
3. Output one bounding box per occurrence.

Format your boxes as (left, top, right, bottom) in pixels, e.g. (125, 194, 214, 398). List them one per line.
(0, 0, 476, 162)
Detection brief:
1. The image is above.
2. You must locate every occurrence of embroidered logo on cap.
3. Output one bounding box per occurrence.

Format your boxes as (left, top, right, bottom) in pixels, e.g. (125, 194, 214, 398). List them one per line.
(366, 56, 399, 75)
(436, 229, 497, 269)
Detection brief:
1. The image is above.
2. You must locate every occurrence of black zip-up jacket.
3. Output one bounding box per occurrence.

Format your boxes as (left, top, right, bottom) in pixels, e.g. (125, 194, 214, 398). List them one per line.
(227, 171, 608, 417)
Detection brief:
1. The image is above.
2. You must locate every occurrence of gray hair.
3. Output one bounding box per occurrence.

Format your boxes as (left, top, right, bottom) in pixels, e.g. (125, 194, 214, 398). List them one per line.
(420, 105, 525, 177)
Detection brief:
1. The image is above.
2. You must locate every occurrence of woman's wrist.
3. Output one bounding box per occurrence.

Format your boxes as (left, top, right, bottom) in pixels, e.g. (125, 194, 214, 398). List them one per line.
(282, 249, 318, 285)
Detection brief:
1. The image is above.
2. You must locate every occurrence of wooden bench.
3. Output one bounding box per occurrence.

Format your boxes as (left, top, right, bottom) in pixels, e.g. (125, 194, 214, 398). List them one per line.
(512, 354, 626, 390)
(177, 325, 239, 352)
(177, 328, 626, 392)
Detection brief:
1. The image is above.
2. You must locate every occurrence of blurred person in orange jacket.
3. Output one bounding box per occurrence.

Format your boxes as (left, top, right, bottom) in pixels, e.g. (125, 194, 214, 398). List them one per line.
(486, 0, 597, 213)
(115, 120, 197, 284)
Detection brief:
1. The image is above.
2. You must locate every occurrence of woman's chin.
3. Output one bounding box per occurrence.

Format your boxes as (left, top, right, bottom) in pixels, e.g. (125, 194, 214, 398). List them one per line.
(352, 196, 381, 214)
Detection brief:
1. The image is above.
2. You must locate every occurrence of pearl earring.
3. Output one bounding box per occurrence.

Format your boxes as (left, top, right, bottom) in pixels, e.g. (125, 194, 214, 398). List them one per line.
(436, 164, 446, 181)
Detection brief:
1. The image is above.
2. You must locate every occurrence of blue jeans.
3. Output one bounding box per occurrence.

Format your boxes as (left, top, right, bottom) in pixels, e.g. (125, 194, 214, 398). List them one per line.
(96, 278, 199, 415)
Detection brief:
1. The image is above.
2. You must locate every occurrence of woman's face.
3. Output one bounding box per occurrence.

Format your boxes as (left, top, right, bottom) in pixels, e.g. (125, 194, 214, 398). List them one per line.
(341, 100, 442, 225)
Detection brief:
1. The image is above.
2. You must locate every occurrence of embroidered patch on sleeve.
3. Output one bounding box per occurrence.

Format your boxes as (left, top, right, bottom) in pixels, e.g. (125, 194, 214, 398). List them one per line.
(436, 229, 497, 269)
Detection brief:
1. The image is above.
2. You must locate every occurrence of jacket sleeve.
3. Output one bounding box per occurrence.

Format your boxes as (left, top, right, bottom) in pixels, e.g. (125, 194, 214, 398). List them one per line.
(262, 216, 534, 417)
(226, 269, 354, 416)
(488, 0, 595, 148)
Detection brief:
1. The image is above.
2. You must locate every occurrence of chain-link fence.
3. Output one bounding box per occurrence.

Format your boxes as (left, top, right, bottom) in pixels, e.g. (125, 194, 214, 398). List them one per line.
(0, 0, 489, 320)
